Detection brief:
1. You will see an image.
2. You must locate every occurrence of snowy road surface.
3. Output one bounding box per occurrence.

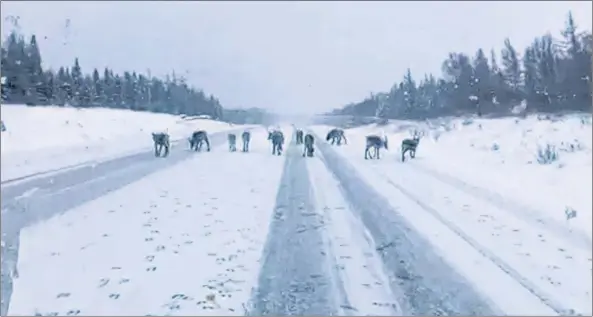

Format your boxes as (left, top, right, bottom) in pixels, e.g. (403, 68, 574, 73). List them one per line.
(311, 126, 591, 316)
(1, 129, 248, 315)
(247, 140, 346, 316)
(1, 126, 588, 316)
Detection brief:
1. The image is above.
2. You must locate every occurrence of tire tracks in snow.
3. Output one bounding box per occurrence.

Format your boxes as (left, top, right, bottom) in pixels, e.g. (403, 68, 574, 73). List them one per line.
(408, 162, 592, 252)
(314, 134, 498, 316)
(362, 158, 588, 315)
(307, 150, 402, 315)
(248, 140, 349, 316)
(0, 132, 205, 186)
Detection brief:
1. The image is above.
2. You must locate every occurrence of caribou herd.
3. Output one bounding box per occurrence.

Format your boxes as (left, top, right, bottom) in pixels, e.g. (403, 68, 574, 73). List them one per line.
(325, 126, 423, 162)
(151, 125, 423, 162)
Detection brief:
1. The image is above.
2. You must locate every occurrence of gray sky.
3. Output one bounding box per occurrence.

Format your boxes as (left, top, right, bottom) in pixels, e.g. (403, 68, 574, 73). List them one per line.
(2, 1, 591, 114)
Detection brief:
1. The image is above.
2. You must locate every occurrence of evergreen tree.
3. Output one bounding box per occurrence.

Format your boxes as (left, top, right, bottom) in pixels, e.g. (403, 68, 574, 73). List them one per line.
(332, 11, 592, 119)
(1, 30, 226, 119)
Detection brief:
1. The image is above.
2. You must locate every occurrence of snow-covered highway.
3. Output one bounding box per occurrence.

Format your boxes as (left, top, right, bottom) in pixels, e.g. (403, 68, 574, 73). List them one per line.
(1, 114, 590, 316)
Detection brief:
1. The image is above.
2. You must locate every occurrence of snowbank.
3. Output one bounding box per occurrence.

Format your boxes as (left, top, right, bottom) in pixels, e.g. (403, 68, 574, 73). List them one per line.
(313, 112, 593, 241)
(0, 105, 255, 182)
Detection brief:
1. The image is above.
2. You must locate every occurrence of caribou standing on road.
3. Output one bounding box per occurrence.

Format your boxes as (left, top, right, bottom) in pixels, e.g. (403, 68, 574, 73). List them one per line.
(241, 131, 251, 152)
(268, 130, 285, 156)
(364, 134, 388, 159)
(326, 128, 347, 145)
(401, 130, 423, 162)
(189, 130, 210, 152)
(152, 132, 170, 157)
(303, 133, 315, 157)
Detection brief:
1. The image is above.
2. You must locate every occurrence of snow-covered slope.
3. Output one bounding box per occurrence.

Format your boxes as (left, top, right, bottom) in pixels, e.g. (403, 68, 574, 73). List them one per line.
(0, 105, 254, 182)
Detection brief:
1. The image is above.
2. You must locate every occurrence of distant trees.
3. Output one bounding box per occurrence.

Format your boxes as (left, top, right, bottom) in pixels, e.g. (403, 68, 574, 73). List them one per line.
(1, 30, 223, 119)
(221, 107, 277, 125)
(331, 11, 592, 119)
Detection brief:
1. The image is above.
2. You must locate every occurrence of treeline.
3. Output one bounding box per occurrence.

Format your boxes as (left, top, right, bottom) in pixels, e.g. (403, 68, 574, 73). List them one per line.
(1, 31, 223, 119)
(332, 12, 592, 120)
(222, 107, 277, 125)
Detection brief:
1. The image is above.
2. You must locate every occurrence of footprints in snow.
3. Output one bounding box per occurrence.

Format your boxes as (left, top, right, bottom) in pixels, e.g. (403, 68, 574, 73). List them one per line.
(119, 188, 257, 313)
(96, 277, 129, 288)
(41, 293, 80, 316)
(36, 184, 268, 315)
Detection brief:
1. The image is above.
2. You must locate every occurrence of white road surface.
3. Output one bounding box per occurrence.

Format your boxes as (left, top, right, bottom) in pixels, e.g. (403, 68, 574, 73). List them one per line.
(1, 126, 590, 316)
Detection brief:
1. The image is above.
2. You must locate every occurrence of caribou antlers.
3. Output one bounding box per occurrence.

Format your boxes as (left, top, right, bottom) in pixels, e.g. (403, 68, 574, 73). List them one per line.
(409, 129, 425, 140)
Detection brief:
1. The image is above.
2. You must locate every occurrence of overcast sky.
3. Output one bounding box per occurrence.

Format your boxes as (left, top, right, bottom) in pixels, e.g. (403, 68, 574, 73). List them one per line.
(2, 1, 591, 114)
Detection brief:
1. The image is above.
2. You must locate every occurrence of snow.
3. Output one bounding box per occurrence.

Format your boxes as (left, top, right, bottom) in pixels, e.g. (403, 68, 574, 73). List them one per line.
(8, 128, 288, 316)
(1, 105, 254, 182)
(317, 113, 592, 241)
(310, 113, 592, 315)
(5, 109, 592, 315)
(307, 152, 399, 315)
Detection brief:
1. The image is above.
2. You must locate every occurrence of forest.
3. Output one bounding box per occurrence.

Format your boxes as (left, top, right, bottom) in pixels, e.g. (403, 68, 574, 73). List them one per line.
(331, 12, 592, 119)
(2, 12, 591, 122)
(1, 30, 224, 119)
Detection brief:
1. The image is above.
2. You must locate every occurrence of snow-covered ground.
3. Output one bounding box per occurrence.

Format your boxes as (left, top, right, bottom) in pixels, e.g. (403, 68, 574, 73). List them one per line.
(321, 114, 592, 240)
(1, 105, 253, 182)
(307, 154, 399, 315)
(11, 125, 545, 316)
(4, 111, 592, 315)
(311, 113, 593, 315)
(8, 128, 288, 316)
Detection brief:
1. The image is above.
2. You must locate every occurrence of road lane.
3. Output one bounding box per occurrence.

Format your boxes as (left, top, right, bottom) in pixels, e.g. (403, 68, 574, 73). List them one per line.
(0, 127, 255, 316)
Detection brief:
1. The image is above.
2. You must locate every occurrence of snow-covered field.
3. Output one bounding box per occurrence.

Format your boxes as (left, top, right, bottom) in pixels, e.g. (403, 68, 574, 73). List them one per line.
(0, 105, 252, 182)
(311, 113, 593, 315)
